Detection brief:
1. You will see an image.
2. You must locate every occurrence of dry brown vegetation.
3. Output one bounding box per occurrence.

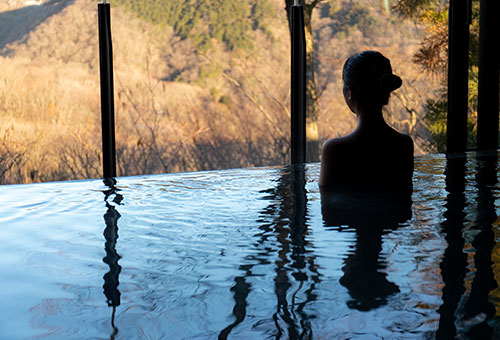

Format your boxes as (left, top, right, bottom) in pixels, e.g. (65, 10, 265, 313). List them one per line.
(0, 0, 438, 184)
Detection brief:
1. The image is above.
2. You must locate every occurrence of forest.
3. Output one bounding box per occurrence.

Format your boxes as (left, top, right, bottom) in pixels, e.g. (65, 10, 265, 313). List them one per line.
(0, 0, 480, 184)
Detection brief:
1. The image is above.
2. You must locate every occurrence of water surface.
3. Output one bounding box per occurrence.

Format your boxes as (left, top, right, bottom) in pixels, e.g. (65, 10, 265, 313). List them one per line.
(1, 152, 499, 339)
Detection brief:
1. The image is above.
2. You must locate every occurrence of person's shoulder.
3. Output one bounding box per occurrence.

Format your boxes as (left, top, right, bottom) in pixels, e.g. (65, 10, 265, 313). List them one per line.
(400, 132, 413, 144)
(390, 129, 413, 151)
(320, 136, 352, 187)
(393, 132, 414, 173)
(322, 135, 352, 152)
(322, 137, 352, 161)
(400, 133, 414, 152)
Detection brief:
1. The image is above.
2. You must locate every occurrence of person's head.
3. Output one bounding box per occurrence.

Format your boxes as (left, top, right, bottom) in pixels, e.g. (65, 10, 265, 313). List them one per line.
(342, 51, 402, 113)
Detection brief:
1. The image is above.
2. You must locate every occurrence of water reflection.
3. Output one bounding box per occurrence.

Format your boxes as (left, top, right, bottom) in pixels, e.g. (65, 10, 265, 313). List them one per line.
(272, 165, 319, 339)
(435, 155, 468, 338)
(219, 165, 319, 339)
(321, 188, 412, 311)
(437, 152, 498, 339)
(102, 178, 122, 339)
(6, 152, 500, 337)
(465, 153, 498, 337)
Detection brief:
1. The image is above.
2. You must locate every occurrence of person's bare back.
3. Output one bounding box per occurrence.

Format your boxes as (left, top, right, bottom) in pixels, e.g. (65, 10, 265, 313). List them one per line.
(319, 51, 414, 195)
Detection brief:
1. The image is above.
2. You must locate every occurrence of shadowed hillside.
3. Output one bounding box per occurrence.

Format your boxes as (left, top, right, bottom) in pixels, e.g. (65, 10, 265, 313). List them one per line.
(0, 0, 69, 53)
(0, 0, 438, 184)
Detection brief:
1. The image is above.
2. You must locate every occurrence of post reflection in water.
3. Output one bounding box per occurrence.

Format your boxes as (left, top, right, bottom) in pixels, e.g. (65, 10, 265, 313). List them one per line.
(436, 155, 468, 338)
(321, 187, 412, 312)
(219, 165, 319, 339)
(463, 153, 498, 337)
(437, 153, 498, 339)
(102, 178, 123, 339)
(273, 165, 319, 339)
(435, 152, 499, 339)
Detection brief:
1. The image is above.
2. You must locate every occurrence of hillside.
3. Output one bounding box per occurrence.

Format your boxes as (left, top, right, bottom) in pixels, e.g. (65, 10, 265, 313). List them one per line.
(0, 0, 437, 184)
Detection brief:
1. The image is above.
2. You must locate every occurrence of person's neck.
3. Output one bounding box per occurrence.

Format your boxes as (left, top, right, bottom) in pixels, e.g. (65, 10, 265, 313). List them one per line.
(354, 107, 388, 132)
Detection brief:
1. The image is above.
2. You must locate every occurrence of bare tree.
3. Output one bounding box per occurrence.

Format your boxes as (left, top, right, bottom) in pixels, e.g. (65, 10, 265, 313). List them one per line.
(0, 127, 29, 184)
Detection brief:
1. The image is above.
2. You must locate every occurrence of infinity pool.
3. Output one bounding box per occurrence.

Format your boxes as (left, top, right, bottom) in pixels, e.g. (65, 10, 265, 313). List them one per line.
(1, 152, 499, 339)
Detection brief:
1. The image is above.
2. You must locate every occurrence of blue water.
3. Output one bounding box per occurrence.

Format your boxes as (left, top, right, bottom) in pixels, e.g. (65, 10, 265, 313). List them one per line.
(0, 152, 499, 339)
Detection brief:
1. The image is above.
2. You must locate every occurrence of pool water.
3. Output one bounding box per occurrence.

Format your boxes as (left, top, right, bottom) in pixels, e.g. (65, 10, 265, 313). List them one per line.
(1, 152, 499, 339)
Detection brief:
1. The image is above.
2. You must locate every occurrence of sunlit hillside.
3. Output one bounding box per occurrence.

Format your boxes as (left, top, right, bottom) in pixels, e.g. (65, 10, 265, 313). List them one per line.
(0, 0, 438, 184)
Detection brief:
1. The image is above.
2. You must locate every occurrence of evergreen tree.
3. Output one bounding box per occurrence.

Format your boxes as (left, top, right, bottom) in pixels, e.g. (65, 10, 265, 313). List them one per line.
(112, 0, 273, 51)
(395, 0, 480, 152)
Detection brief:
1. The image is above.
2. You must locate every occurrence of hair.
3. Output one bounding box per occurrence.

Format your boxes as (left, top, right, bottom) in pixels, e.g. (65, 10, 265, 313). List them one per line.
(342, 51, 402, 107)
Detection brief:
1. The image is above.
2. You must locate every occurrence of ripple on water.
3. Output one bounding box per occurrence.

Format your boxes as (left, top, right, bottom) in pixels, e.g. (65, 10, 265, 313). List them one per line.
(2, 153, 500, 339)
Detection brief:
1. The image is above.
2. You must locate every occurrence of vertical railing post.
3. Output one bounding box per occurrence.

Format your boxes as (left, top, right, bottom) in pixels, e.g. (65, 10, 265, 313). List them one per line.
(447, 0, 470, 154)
(476, 0, 499, 151)
(98, 1, 117, 178)
(290, 0, 306, 164)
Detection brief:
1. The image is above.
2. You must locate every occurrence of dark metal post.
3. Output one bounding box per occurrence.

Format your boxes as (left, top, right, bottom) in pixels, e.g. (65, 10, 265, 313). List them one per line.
(290, 2, 306, 164)
(477, 0, 500, 150)
(447, 0, 470, 153)
(98, 2, 117, 178)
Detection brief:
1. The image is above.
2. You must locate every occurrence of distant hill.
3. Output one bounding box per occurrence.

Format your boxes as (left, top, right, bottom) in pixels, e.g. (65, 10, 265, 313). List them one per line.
(0, 0, 48, 12)
(0, 0, 69, 51)
(0, 0, 436, 184)
(112, 0, 275, 52)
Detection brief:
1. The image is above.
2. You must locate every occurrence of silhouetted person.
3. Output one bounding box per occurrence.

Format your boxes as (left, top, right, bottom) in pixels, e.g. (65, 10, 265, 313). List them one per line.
(319, 51, 414, 311)
(319, 51, 413, 195)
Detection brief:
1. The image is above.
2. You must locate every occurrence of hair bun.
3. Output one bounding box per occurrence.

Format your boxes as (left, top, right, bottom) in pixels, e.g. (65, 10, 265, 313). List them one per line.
(380, 73, 402, 93)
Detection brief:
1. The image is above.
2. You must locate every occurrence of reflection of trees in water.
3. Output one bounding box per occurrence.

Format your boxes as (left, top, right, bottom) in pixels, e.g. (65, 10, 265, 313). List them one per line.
(219, 165, 319, 339)
(437, 153, 498, 339)
(102, 178, 123, 340)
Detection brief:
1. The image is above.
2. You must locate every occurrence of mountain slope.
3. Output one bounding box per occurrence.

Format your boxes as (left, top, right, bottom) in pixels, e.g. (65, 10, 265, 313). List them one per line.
(0, 0, 434, 183)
